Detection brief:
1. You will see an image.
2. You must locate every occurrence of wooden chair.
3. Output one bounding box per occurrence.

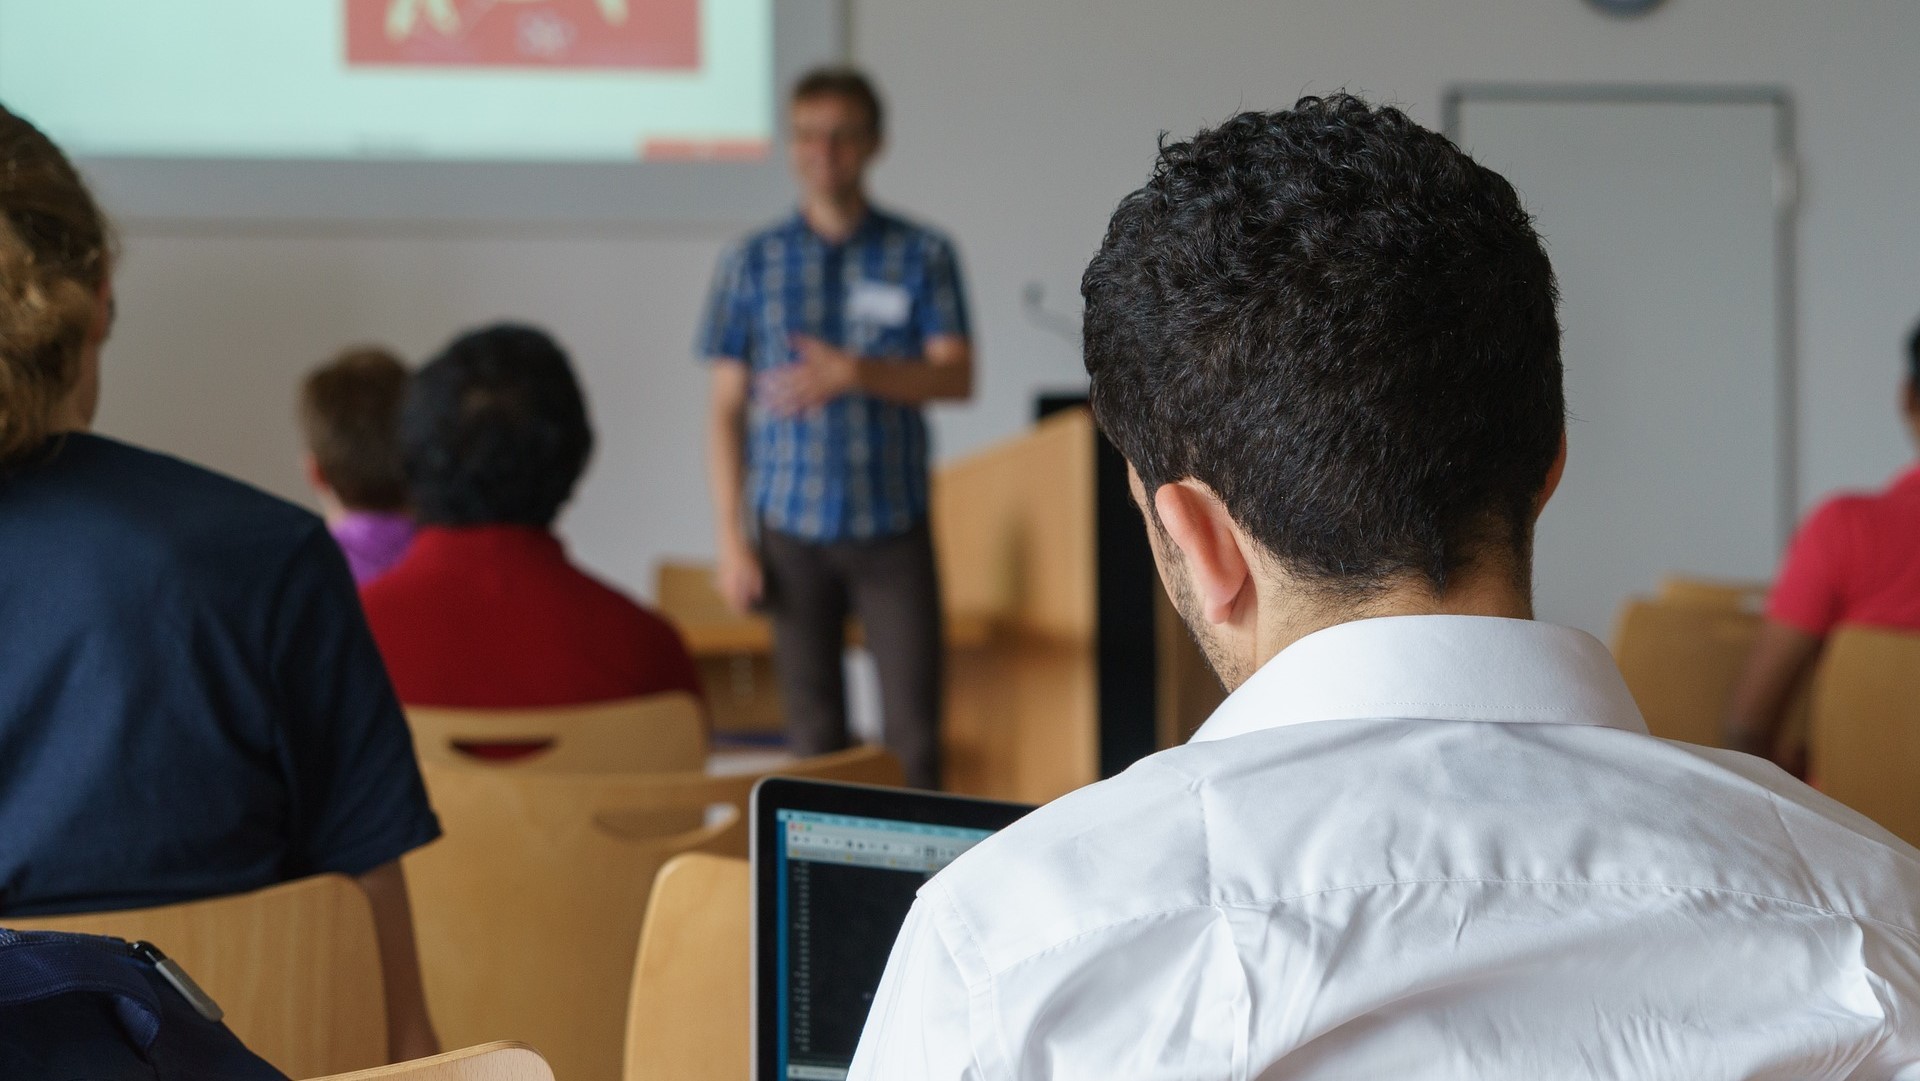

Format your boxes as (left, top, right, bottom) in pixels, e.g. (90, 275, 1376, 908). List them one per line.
(406, 693, 706, 773)
(623, 855, 749, 1081)
(306, 1041, 553, 1081)
(656, 562, 739, 629)
(11, 874, 384, 1079)
(1810, 626, 1920, 847)
(1657, 575, 1770, 613)
(408, 747, 903, 1081)
(1611, 597, 1766, 747)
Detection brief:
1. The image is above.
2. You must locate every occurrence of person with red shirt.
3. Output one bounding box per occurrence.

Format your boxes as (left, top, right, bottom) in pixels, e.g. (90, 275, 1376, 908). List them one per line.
(362, 323, 702, 710)
(1725, 319, 1920, 770)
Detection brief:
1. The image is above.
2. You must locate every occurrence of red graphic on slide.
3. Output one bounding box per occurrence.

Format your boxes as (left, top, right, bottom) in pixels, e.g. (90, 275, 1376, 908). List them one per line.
(346, 0, 698, 70)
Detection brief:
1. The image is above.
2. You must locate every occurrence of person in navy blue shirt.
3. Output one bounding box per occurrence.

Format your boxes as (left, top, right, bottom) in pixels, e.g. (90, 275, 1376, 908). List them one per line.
(699, 68, 973, 789)
(0, 105, 440, 1062)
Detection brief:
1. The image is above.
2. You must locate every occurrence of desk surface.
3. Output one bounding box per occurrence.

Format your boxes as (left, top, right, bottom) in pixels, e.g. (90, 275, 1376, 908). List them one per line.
(673, 610, 999, 657)
(659, 560, 1001, 657)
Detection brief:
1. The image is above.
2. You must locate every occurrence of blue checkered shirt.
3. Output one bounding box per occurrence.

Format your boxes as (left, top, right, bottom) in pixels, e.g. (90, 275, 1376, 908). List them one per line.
(698, 207, 971, 542)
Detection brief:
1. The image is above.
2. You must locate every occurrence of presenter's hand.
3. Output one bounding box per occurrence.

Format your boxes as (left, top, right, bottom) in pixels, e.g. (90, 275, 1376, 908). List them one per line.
(761, 336, 859, 415)
(717, 538, 766, 615)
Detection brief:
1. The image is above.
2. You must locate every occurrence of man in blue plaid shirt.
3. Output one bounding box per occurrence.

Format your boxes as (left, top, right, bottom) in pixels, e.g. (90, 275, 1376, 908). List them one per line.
(699, 68, 973, 789)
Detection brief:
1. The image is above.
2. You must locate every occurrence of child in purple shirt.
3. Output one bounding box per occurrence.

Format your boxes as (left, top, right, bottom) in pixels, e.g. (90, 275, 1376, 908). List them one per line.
(299, 347, 417, 584)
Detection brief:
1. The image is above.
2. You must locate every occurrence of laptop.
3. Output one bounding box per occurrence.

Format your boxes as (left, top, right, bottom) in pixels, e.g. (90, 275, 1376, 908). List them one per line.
(750, 777, 1032, 1081)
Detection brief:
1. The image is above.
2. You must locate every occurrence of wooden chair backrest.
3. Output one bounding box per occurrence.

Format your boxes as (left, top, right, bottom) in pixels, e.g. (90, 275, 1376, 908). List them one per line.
(1656, 575, 1771, 613)
(1811, 626, 1920, 846)
(1611, 596, 1813, 753)
(305, 1041, 553, 1081)
(408, 747, 903, 1081)
(1611, 598, 1766, 747)
(406, 693, 706, 773)
(656, 562, 736, 628)
(10, 874, 385, 1079)
(623, 855, 749, 1081)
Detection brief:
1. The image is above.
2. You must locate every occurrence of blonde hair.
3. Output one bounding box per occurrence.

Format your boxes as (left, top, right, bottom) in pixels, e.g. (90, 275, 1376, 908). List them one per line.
(0, 105, 109, 468)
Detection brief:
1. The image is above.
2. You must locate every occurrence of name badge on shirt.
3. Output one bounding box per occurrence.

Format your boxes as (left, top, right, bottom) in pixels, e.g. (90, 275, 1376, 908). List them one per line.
(848, 279, 912, 328)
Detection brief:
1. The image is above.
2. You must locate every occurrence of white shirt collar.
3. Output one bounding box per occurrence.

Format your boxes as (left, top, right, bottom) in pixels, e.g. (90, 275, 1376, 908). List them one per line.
(1189, 614, 1648, 744)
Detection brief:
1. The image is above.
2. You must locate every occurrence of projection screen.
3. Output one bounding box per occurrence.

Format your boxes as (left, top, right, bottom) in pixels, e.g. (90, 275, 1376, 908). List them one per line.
(0, 0, 844, 224)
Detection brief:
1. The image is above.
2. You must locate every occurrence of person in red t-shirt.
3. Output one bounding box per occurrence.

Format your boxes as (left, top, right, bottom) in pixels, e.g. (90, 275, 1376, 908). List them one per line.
(1725, 320, 1920, 770)
(361, 323, 702, 713)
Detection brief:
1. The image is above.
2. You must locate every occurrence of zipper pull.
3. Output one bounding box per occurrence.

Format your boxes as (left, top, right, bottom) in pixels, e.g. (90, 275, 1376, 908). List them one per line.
(129, 940, 225, 1023)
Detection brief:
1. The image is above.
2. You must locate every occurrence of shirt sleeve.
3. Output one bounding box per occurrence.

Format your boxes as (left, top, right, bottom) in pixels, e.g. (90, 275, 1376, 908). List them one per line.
(270, 524, 441, 876)
(696, 242, 756, 364)
(914, 234, 973, 343)
(1767, 497, 1856, 636)
(848, 895, 990, 1081)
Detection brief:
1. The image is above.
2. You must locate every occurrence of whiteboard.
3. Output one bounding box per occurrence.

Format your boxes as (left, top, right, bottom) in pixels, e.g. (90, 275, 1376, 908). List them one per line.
(1449, 88, 1795, 640)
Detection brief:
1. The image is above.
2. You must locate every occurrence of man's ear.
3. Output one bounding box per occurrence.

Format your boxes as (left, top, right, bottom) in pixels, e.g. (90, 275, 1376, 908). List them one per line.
(302, 453, 331, 497)
(1152, 479, 1253, 625)
(1535, 429, 1569, 518)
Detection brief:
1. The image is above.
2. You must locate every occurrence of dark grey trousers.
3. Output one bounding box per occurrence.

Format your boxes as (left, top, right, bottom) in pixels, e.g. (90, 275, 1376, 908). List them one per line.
(760, 521, 943, 789)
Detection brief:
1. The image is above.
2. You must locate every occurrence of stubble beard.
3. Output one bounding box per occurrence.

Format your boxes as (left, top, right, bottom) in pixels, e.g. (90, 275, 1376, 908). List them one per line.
(1165, 556, 1248, 692)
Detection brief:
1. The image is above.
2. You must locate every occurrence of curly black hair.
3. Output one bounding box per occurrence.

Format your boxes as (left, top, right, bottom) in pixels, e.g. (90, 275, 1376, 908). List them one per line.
(1082, 94, 1564, 597)
(402, 323, 593, 528)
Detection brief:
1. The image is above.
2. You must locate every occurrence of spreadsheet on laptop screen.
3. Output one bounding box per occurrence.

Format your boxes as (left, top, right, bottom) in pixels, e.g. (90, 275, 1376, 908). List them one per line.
(772, 809, 995, 1081)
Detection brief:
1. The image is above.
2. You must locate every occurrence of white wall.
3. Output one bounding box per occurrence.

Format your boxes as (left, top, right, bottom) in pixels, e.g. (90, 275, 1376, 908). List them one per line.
(105, 226, 731, 597)
(97, 0, 1920, 602)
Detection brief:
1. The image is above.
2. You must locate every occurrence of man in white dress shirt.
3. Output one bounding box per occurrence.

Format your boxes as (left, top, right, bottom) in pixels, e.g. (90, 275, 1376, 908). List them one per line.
(848, 95, 1920, 1080)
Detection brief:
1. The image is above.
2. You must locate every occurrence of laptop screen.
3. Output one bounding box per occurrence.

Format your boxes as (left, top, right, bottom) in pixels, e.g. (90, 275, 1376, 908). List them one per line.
(771, 808, 996, 1081)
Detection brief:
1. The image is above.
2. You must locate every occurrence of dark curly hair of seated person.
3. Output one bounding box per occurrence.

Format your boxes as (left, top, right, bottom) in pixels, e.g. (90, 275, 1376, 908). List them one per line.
(401, 323, 594, 528)
(1081, 93, 1564, 600)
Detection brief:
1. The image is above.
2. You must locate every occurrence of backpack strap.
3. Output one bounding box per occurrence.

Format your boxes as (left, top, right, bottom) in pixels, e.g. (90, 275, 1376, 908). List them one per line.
(0, 931, 163, 1053)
